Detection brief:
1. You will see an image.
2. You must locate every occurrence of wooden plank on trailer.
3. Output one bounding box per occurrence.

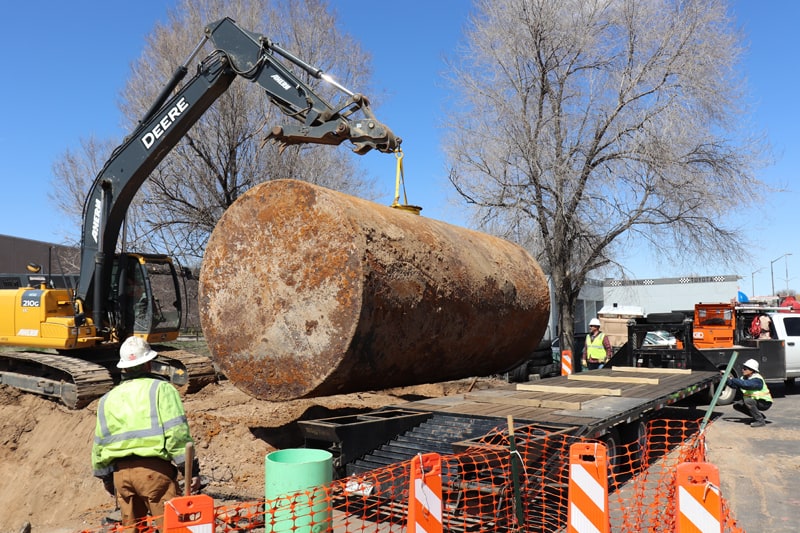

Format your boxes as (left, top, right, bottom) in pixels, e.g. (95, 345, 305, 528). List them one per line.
(464, 389, 517, 398)
(450, 402, 502, 417)
(611, 366, 692, 374)
(515, 382, 622, 396)
(442, 400, 529, 419)
(463, 393, 582, 410)
(567, 374, 660, 385)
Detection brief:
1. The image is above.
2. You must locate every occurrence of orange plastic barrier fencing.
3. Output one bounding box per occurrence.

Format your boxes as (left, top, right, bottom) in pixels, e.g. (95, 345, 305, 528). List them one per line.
(79, 417, 746, 533)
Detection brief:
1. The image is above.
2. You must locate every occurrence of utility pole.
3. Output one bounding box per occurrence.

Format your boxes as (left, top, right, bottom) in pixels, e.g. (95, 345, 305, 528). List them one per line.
(771, 253, 792, 296)
(751, 267, 763, 297)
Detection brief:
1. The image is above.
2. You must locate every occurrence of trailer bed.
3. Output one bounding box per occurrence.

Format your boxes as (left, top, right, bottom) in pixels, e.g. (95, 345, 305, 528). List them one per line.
(300, 366, 719, 475)
(395, 366, 717, 438)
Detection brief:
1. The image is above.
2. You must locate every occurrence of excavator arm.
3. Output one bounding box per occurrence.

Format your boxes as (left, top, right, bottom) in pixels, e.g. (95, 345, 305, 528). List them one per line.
(76, 17, 401, 333)
(207, 17, 399, 154)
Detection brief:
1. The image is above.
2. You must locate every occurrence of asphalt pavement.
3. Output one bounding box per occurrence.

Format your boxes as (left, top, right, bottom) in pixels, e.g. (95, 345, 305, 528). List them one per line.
(704, 381, 800, 533)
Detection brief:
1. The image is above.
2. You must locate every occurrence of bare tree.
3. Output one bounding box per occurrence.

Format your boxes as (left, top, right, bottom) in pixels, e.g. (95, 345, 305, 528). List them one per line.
(49, 136, 117, 246)
(444, 0, 769, 355)
(51, 0, 380, 264)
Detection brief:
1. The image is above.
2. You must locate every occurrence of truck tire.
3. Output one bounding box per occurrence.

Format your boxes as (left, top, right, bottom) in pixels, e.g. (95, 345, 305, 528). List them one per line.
(622, 419, 648, 474)
(505, 361, 530, 383)
(603, 427, 622, 488)
(645, 312, 686, 324)
(714, 380, 737, 406)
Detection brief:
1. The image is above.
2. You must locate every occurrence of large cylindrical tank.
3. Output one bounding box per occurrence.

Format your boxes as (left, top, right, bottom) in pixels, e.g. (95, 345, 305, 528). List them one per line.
(199, 179, 549, 401)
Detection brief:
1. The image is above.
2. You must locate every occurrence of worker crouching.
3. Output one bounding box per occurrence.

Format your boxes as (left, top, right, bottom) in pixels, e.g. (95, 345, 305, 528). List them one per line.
(726, 358, 773, 427)
(91, 336, 201, 529)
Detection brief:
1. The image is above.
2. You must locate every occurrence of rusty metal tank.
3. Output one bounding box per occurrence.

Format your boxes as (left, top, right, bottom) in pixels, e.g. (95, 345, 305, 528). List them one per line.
(199, 179, 550, 401)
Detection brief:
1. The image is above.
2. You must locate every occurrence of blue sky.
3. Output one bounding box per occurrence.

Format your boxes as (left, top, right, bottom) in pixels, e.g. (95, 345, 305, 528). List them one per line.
(1, 1, 797, 297)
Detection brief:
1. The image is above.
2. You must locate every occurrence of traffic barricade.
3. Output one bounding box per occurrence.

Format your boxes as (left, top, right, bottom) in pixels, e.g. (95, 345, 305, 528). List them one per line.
(567, 442, 609, 533)
(408, 452, 443, 533)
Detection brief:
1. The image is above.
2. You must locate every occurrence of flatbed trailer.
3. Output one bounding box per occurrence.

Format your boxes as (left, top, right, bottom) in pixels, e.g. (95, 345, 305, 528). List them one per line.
(300, 365, 718, 477)
(402, 366, 715, 436)
(301, 311, 719, 471)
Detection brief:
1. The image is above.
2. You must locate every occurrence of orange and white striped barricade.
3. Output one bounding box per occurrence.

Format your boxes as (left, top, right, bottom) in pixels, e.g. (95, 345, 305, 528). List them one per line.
(163, 494, 215, 533)
(561, 350, 573, 375)
(567, 442, 609, 533)
(676, 462, 722, 533)
(408, 452, 443, 533)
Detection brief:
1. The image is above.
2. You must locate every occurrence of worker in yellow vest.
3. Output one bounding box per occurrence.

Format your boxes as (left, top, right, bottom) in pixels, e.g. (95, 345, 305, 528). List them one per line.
(725, 358, 773, 427)
(582, 318, 612, 370)
(92, 337, 201, 529)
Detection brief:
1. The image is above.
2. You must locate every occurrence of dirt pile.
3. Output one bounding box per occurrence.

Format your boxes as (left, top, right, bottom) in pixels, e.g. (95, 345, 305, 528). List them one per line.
(0, 376, 506, 532)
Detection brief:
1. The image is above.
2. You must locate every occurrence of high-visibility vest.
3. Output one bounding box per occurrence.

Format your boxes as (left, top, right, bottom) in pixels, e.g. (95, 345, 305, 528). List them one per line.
(585, 333, 608, 363)
(92, 377, 193, 477)
(742, 372, 773, 402)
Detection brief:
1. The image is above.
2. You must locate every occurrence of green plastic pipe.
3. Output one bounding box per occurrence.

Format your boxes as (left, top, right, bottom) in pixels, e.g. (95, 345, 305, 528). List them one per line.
(700, 351, 739, 434)
(265, 448, 333, 533)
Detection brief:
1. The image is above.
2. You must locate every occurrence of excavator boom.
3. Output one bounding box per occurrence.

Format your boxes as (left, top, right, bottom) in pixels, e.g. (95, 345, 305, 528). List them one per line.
(77, 16, 400, 337)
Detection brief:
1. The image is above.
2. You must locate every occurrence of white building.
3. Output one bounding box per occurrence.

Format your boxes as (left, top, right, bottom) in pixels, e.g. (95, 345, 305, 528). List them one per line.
(602, 274, 741, 315)
(552, 274, 742, 339)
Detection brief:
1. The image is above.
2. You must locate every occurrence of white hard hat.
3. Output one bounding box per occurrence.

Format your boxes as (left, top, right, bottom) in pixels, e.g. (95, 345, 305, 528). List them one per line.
(742, 359, 759, 372)
(117, 336, 158, 369)
(589, 318, 602, 327)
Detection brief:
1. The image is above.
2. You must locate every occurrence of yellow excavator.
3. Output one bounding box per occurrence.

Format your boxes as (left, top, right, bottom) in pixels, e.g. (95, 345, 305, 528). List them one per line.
(0, 17, 399, 408)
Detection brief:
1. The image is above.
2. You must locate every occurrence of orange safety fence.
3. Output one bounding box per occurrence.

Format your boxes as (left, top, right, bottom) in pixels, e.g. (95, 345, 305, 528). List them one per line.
(80, 417, 745, 533)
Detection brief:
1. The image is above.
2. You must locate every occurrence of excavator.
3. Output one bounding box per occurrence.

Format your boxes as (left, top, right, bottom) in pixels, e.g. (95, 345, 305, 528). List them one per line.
(0, 17, 400, 408)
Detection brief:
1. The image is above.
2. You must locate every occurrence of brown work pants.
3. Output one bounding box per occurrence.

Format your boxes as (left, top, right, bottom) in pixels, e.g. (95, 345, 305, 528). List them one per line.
(113, 457, 179, 530)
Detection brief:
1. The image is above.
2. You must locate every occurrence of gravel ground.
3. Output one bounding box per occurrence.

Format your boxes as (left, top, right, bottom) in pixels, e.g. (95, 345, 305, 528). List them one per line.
(705, 380, 800, 533)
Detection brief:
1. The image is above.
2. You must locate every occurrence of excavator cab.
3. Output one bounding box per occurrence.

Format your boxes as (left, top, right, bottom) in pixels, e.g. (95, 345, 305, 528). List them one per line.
(113, 254, 183, 344)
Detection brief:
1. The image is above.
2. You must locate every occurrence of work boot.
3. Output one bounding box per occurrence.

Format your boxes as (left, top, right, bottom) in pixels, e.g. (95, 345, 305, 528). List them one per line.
(750, 420, 766, 427)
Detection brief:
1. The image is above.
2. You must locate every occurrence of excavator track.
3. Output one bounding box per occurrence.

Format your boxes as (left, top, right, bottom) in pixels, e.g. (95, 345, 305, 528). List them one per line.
(0, 351, 114, 409)
(151, 346, 218, 394)
(0, 345, 216, 409)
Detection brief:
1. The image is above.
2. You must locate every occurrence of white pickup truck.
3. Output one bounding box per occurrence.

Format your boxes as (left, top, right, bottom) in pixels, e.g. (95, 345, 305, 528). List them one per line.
(757, 312, 800, 385)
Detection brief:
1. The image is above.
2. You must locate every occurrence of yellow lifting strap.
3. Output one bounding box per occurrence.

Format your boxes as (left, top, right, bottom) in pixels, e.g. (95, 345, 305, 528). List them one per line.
(390, 148, 422, 215)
